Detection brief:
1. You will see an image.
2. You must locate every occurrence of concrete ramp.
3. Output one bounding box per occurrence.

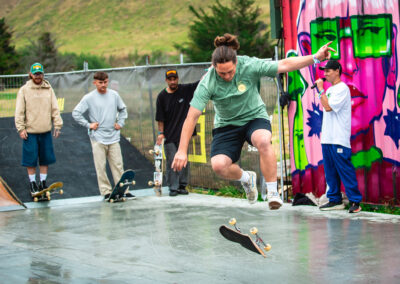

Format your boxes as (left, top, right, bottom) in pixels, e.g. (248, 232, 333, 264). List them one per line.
(0, 177, 26, 211)
(0, 113, 154, 203)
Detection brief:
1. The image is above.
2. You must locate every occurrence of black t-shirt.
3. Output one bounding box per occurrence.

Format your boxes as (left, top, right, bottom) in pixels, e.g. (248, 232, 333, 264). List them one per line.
(155, 82, 199, 144)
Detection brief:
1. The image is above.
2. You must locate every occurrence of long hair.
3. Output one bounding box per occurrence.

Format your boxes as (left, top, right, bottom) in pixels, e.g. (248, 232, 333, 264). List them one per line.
(211, 33, 240, 66)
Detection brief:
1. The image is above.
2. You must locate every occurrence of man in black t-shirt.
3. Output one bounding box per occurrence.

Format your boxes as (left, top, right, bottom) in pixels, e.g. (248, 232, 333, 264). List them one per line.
(155, 69, 199, 196)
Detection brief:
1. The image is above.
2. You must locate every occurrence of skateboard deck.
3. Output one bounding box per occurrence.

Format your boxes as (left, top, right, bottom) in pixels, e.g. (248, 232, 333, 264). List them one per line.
(148, 140, 164, 196)
(219, 218, 271, 258)
(108, 169, 136, 203)
(31, 182, 64, 202)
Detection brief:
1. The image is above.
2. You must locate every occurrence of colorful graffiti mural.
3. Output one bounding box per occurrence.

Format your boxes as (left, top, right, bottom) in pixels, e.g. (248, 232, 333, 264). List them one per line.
(282, 0, 400, 204)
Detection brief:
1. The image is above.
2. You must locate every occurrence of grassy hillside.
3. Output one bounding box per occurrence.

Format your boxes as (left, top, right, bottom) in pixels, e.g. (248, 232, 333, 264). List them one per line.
(0, 0, 270, 57)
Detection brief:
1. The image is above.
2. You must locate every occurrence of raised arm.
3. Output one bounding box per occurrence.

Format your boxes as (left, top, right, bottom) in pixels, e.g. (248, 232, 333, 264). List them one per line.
(277, 42, 335, 74)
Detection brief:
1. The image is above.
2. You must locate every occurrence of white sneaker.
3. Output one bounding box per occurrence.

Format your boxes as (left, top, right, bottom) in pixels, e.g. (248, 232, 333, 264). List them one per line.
(267, 191, 283, 210)
(241, 171, 258, 204)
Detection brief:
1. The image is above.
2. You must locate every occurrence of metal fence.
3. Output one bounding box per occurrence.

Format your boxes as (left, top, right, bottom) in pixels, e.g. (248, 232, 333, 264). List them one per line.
(0, 63, 289, 191)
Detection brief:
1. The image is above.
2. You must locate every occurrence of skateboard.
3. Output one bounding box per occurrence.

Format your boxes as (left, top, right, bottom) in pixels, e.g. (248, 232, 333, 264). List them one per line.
(107, 169, 136, 203)
(148, 140, 164, 196)
(31, 182, 64, 202)
(219, 218, 271, 258)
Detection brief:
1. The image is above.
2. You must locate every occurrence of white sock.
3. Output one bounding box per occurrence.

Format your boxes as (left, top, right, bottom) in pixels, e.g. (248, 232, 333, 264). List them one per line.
(40, 174, 47, 181)
(238, 170, 250, 183)
(266, 181, 278, 194)
(29, 174, 36, 182)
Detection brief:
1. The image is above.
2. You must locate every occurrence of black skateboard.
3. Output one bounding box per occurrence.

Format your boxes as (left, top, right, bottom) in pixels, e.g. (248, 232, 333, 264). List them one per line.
(219, 218, 271, 258)
(31, 182, 64, 202)
(107, 170, 136, 203)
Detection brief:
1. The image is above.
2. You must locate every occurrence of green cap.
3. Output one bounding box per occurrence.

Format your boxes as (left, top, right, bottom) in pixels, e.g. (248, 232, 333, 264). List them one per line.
(30, 63, 44, 74)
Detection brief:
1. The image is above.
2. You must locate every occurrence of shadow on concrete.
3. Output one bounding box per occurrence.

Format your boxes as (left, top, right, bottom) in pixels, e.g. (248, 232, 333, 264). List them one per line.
(0, 113, 153, 203)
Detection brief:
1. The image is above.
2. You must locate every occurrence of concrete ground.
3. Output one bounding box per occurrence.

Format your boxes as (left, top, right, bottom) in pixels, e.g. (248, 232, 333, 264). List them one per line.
(1, 189, 400, 284)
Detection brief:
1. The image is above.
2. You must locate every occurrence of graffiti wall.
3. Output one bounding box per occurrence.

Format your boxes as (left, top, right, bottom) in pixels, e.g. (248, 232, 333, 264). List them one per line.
(281, 0, 400, 204)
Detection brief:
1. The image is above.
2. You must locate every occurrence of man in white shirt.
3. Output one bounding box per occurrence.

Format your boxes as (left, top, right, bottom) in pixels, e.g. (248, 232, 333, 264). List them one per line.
(315, 60, 362, 213)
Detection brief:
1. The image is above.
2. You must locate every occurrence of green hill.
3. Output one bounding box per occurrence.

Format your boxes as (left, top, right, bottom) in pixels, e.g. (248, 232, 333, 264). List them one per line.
(1, 0, 270, 58)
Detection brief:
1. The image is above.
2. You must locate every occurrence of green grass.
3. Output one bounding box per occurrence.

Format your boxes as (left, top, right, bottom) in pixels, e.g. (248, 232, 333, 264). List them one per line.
(1, 0, 271, 57)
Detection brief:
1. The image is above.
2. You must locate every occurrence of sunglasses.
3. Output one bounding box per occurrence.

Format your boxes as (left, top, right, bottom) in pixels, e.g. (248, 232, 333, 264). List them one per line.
(310, 14, 392, 59)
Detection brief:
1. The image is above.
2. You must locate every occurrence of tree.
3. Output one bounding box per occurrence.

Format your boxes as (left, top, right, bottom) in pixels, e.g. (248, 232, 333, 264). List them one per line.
(175, 0, 276, 62)
(0, 18, 20, 75)
(18, 32, 75, 73)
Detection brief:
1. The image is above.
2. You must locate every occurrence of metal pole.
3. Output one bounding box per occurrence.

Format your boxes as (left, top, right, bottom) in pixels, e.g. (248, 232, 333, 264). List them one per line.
(274, 46, 285, 201)
(146, 57, 157, 144)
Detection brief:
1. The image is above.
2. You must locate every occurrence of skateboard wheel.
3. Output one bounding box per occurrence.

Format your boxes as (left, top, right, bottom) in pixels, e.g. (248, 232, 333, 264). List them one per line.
(47, 196, 51, 201)
(264, 244, 271, 251)
(34, 197, 38, 202)
(132, 180, 136, 185)
(229, 218, 237, 225)
(148, 181, 154, 186)
(46, 191, 51, 198)
(59, 189, 64, 195)
(110, 199, 114, 203)
(122, 197, 126, 202)
(250, 227, 258, 235)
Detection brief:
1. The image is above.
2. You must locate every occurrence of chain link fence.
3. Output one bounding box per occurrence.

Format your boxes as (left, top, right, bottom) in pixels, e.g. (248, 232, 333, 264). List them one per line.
(0, 63, 289, 191)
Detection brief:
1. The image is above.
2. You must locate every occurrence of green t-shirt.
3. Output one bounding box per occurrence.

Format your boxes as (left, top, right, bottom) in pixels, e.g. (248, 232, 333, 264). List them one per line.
(190, 56, 278, 128)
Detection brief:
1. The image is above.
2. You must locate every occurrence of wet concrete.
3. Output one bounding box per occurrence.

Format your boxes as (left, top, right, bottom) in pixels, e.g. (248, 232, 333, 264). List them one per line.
(1, 192, 400, 283)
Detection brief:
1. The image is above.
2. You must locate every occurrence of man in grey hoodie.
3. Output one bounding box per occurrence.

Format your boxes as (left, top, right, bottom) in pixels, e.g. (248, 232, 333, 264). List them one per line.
(72, 71, 134, 200)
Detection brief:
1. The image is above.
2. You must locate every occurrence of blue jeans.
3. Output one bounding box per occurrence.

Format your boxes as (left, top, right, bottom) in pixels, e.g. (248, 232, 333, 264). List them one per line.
(322, 144, 362, 203)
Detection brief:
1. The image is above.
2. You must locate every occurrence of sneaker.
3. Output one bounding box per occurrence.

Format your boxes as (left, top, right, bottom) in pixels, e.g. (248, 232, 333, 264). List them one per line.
(29, 181, 39, 195)
(349, 202, 361, 213)
(319, 201, 345, 211)
(124, 192, 136, 200)
(267, 192, 283, 210)
(39, 180, 47, 191)
(169, 189, 178, 196)
(241, 171, 258, 204)
(104, 193, 111, 200)
(177, 187, 189, 195)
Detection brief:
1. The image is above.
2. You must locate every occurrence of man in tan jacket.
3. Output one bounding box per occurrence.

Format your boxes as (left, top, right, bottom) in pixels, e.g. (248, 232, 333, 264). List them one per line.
(15, 63, 63, 197)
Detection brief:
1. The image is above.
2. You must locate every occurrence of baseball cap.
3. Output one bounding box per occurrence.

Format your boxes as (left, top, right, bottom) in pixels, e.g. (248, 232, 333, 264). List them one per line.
(30, 63, 44, 74)
(165, 69, 178, 79)
(319, 60, 341, 71)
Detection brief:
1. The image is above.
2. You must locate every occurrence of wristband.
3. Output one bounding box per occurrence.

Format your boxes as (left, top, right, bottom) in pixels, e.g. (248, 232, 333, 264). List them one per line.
(313, 54, 321, 67)
(318, 89, 325, 99)
(158, 131, 164, 135)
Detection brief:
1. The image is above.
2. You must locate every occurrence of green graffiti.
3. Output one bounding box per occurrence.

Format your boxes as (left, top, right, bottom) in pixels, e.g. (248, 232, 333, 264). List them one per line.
(287, 51, 309, 170)
(351, 146, 383, 169)
(311, 14, 392, 59)
(397, 87, 400, 108)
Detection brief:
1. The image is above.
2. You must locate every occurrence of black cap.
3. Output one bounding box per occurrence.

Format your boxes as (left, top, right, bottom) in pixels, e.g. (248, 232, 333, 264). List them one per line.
(165, 69, 178, 79)
(319, 60, 341, 71)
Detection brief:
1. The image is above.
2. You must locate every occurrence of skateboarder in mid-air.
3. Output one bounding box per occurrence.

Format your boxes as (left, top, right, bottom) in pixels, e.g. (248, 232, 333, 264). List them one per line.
(172, 33, 334, 209)
(15, 63, 63, 198)
(72, 71, 135, 201)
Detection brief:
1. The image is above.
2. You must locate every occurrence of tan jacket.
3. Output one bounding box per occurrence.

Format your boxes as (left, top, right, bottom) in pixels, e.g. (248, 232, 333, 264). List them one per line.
(15, 79, 63, 133)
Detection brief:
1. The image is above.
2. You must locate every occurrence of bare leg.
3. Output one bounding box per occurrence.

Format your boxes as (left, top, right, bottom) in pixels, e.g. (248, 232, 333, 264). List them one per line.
(27, 167, 36, 175)
(39, 165, 48, 174)
(251, 129, 277, 182)
(211, 154, 242, 180)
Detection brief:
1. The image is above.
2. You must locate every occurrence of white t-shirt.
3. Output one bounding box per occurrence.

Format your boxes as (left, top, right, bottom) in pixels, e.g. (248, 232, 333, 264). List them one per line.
(321, 82, 351, 148)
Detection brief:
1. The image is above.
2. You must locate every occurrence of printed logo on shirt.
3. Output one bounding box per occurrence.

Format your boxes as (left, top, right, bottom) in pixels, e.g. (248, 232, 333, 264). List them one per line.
(178, 98, 184, 103)
(237, 82, 246, 93)
(337, 148, 343, 154)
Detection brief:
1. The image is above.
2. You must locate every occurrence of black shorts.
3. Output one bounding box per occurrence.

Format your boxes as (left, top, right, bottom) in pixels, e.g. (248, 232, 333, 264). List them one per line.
(210, 118, 271, 163)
